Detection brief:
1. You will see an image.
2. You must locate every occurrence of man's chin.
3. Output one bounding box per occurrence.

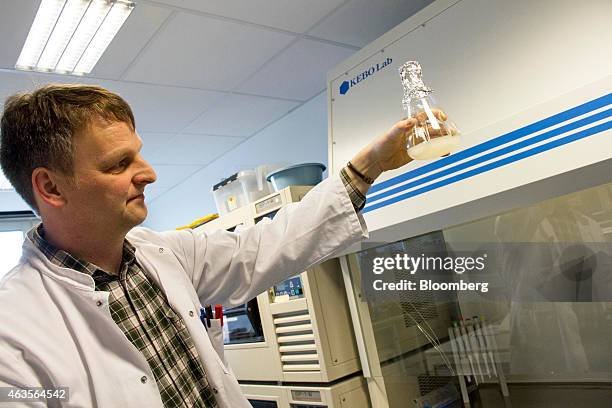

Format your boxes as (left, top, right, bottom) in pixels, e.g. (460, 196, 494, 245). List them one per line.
(126, 206, 148, 227)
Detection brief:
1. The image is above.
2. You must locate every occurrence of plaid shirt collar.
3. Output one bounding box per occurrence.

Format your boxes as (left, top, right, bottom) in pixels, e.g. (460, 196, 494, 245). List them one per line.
(27, 224, 136, 277)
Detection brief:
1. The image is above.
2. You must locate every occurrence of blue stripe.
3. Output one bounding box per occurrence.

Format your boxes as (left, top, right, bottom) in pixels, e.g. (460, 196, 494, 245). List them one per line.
(367, 108, 612, 204)
(364, 120, 612, 213)
(368, 93, 612, 195)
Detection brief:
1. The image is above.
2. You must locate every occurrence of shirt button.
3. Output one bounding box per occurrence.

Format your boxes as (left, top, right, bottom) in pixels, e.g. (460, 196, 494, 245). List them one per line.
(96, 300, 103, 307)
(159, 247, 164, 253)
(146, 317, 154, 326)
(212, 388, 218, 394)
(189, 310, 195, 317)
(141, 376, 148, 384)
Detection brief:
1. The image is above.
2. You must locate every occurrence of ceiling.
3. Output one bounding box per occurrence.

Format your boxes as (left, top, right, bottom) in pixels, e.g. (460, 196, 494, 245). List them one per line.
(0, 0, 433, 206)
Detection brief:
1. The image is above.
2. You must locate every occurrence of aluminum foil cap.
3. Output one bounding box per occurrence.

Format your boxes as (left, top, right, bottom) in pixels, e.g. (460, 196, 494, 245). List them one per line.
(399, 61, 432, 110)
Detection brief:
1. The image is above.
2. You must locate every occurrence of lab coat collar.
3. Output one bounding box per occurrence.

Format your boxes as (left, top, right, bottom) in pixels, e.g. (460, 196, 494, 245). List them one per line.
(21, 232, 177, 300)
(21, 237, 96, 291)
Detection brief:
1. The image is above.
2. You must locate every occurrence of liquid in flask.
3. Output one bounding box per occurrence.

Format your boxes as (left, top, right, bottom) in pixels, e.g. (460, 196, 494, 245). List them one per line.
(399, 61, 461, 160)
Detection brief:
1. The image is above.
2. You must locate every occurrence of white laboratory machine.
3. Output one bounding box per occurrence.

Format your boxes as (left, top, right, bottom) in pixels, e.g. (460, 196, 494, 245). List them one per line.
(240, 375, 370, 408)
(198, 186, 365, 384)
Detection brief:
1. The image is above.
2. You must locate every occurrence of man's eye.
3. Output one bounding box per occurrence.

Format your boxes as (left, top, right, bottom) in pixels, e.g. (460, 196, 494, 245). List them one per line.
(110, 160, 129, 173)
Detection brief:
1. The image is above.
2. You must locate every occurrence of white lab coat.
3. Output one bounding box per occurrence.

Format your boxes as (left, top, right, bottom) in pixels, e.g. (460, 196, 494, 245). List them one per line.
(0, 175, 367, 408)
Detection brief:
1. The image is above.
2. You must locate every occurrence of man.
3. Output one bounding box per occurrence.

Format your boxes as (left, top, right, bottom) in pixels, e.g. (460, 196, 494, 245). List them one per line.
(0, 84, 416, 407)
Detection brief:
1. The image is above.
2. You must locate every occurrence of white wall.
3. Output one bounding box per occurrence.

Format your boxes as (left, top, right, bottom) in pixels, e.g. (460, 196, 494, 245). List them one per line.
(0, 191, 30, 212)
(0, 169, 30, 212)
(144, 92, 329, 230)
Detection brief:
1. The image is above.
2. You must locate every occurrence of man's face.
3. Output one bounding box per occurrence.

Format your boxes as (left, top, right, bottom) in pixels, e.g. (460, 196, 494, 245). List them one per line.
(63, 120, 157, 233)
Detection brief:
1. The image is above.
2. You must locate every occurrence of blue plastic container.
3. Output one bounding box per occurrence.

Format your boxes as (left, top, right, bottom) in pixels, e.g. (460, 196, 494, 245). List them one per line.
(266, 163, 326, 192)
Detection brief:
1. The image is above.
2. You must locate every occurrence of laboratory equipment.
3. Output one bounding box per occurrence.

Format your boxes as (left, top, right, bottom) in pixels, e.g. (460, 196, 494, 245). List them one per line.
(198, 185, 363, 383)
(240, 375, 370, 408)
(399, 61, 460, 160)
(327, 0, 612, 405)
(198, 205, 283, 381)
(223, 300, 264, 344)
(212, 167, 278, 215)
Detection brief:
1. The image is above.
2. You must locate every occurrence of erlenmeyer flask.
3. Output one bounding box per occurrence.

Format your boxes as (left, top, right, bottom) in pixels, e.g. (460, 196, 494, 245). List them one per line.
(399, 61, 460, 160)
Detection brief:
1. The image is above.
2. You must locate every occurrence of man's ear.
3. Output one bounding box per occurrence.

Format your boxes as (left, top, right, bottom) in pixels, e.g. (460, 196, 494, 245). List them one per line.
(31, 167, 67, 208)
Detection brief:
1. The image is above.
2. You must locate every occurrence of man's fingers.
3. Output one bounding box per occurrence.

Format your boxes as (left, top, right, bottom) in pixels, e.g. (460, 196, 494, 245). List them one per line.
(413, 108, 448, 122)
(397, 113, 457, 139)
(403, 117, 417, 127)
(425, 124, 458, 137)
(432, 108, 448, 121)
(415, 111, 428, 122)
(396, 117, 417, 132)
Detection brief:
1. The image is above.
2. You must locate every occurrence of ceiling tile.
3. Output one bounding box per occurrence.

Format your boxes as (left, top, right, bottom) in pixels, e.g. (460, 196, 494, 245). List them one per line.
(76, 78, 225, 133)
(0, 71, 35, 104)
(149, 164, 202, 189)
(0, 0, 39, 69)
(28, 72, 88, 87)
(27, 76, 223, 133)
(138, 131, 177, 161)
(236, 39, 356, 100)
(92, 4, 172, 79)
(1, 71, 91, 115)
(184, 94, 300, 137)
(153, 0, 346, 33)
(122, 12, 296, 90)
(308, 0, 434, 48)
(146, 134, 243, 165)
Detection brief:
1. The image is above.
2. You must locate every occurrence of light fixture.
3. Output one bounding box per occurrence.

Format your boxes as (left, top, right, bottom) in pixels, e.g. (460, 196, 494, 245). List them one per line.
(15, 0, 134, 75)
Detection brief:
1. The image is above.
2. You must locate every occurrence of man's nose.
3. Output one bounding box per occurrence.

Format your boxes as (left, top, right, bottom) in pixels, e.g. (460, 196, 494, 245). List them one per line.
(134, 158, 157, 185)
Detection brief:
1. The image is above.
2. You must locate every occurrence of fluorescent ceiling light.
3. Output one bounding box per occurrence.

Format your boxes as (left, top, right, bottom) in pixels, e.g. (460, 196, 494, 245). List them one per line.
(16, 0, 134, 75)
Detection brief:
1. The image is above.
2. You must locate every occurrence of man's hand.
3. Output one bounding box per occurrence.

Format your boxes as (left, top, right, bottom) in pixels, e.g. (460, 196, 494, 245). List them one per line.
(345, 118, 417, 194)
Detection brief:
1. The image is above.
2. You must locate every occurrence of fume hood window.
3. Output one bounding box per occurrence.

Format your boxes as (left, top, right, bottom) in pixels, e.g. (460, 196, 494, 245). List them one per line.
(345, 181, 612, 406)
(443, 181, 612, 380)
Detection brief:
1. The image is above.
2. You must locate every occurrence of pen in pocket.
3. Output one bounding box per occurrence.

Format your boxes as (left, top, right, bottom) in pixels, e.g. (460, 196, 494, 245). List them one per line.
(199, 307, 209, 330)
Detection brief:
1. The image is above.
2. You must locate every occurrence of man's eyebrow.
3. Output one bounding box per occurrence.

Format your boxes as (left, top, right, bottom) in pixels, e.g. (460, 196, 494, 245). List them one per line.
(112, 138, 143, 157)
(99, 148, 133, 167)
(99, 139, 143, 168)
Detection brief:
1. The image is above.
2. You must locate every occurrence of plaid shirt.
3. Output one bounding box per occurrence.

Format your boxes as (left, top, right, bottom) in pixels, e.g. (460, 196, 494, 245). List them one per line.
(28, 226, 218, 408)
(341, 166, 367, 211)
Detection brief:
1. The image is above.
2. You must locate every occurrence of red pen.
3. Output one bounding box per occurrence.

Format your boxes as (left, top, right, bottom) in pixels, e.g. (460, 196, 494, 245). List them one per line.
(214, 304, 223, 326)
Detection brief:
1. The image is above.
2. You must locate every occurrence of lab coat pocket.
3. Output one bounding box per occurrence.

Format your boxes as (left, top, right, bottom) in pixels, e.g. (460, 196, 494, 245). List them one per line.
(208, 319, 227, 369)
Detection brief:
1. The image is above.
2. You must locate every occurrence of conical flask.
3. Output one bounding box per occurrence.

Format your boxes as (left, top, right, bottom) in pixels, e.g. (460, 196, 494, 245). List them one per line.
(399, 61, 460, 160)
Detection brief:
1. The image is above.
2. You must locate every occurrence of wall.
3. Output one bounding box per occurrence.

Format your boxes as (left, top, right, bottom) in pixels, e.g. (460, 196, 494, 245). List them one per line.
(144, 92, 329, 230)
(0, 191, 29, 212)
